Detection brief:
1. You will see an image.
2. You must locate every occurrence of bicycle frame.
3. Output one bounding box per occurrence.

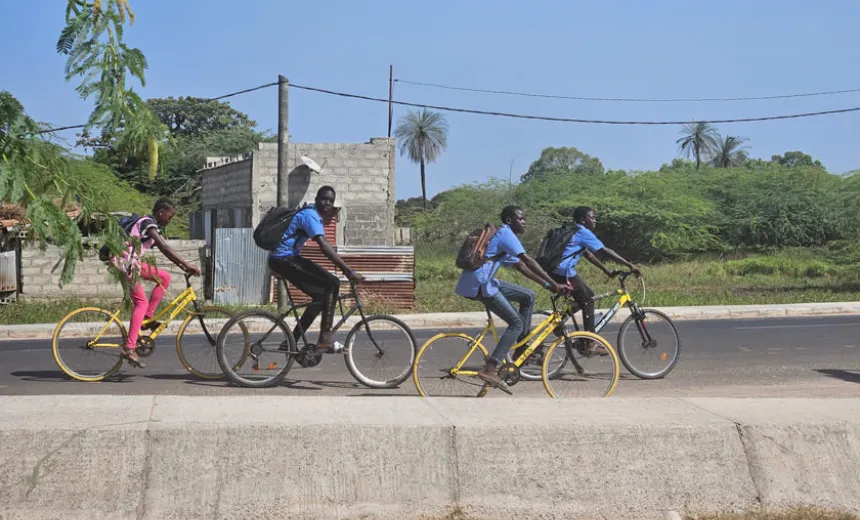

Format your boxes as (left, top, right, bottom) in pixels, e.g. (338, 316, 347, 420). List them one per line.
(447, 299, 570, 377)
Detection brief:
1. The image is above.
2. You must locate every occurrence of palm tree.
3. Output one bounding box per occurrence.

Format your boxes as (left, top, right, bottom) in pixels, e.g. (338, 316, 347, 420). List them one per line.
(676, 122, 720, 169)
(711, 135, 750, 168)
(394, 109, 448, 209)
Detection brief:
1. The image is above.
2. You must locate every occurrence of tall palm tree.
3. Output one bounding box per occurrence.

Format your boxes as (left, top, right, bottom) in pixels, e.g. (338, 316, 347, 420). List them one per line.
(394, 109, 448, 209)
(676, 122, 720, 169)
(711, 135, 750, 168)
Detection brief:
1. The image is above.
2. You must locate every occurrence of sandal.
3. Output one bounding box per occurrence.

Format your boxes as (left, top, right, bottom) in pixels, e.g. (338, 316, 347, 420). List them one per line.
(141, 319, 162, 332)
(121, 347, 146, 368)
(475, 371, 513, 395)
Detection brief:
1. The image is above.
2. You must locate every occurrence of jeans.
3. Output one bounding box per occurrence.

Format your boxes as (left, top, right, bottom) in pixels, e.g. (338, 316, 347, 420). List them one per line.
(269, 256, 340, 340)
(477, 280, 535, 364)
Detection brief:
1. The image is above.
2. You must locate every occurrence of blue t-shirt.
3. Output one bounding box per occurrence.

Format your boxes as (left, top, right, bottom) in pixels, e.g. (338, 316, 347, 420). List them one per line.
(269, 205, 326, 259)
(455, 224, 526, 299)
(554, 226, 605, 279)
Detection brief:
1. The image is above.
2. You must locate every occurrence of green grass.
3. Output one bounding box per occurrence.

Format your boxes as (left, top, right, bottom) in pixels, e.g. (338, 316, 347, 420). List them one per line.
(4, 246, 860, 326)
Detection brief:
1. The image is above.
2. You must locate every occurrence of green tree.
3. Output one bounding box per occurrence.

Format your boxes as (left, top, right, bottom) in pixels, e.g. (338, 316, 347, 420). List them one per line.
(520, 146, 604, 182)
(711, 135, 750, 168)
(771, 150, 824, 168)
(394, 109, 449, 209)
(147, 97, 260, 138)
(676, 122, 720, 169)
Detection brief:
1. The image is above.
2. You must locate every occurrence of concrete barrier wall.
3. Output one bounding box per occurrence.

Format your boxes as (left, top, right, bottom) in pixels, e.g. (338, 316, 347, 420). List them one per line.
(1, 396, 859, 520)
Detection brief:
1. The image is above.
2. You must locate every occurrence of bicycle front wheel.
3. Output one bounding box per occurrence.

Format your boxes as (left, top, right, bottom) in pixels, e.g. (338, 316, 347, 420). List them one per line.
(617, 308, 681, 379)
(215, 310, 295, 388)
(177, 306, 247, 380)
(344, 315, 418, 389)
(541, 330, 620, 398)
(52, 307, 127, 382)
(413, 333, 489, 397)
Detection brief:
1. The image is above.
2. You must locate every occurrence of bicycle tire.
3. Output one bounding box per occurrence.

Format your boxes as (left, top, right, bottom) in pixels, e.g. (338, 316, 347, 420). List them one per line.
(344, 314, 417, 389)
(176, 306, 247, 380)
(52, 307, 127, 382)
(541, 330, 620, 398)
(413, 332, 490, 397)
(215, 309, 296, 388)
(617, 308, 681, 379)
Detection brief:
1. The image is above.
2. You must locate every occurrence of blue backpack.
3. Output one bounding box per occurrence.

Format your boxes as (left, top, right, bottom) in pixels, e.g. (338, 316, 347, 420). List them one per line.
(98, 213, 142, 262)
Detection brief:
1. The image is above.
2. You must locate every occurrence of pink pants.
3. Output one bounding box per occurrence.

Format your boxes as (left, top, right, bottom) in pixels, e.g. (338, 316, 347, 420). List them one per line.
(126, 263, 171, 348)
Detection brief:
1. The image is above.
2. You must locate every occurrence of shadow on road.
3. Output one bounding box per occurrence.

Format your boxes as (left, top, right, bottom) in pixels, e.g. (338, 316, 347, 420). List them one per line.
(10, 370, 133, 383)
(814, 369, 860, 384)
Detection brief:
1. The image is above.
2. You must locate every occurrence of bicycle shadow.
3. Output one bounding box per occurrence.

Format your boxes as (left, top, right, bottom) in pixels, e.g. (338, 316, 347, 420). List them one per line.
(814, 369, 860, 384)
(141, 373, 323, 391)
(10, 370, 134, 383)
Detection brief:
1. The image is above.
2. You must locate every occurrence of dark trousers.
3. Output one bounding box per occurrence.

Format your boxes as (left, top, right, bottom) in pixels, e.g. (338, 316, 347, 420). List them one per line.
(269, 256, 340, 340)
(551, 272, 596, 331)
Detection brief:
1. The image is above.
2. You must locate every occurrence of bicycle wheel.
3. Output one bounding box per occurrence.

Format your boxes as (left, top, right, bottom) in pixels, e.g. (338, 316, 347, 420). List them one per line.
(215, 310, 295, 388)
(344, 315, 418, 389)
(52, 307, 127, 382)
(617, 308, 681, 379)
(413, 333, 489, 397)
(514, 310, 571, 382)
(176, 305, 247, 380)
(541, 330, 620, 398)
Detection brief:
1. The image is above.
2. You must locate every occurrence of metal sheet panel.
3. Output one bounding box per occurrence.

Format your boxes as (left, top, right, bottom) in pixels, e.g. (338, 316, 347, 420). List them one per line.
(213, 228, 270, 304)
(0, 249, 17, 292)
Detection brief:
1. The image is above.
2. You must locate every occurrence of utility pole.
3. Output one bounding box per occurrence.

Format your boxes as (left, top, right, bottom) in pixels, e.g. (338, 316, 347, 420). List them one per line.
(387, 65, 394, 138)
(276, 74, 289, 309)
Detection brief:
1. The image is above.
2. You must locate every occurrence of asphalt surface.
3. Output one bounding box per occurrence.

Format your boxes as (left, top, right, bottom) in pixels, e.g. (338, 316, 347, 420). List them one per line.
(1, 315, 859, 398)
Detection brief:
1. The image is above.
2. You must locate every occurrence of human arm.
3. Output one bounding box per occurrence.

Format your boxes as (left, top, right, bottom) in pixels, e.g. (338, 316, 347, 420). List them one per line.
(149, 231, 200, 276)
(594, 247, 640, 276)
(313, 235, 365, 283)
(514, 254, 568, 294)
(583, 249, 616, 277)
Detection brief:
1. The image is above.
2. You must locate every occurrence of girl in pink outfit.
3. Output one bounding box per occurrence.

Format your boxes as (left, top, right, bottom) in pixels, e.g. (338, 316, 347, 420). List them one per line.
(112, 199, 200, 368)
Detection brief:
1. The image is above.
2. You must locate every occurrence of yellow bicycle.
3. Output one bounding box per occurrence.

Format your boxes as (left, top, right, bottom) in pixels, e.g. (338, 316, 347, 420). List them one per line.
(52, 272, 247, 382)
(412, 294, 620, 398)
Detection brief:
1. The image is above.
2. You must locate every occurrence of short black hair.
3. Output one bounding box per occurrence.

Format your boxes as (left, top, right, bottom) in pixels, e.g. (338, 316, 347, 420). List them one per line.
(500, 205, 523, 224)
(153, 198, 175, 215)
(573, 206, 593, 224)
(316, 185, 336, 199)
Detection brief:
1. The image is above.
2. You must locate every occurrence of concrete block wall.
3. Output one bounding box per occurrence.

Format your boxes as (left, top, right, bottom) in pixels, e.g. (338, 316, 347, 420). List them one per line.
(18, 240, 206, 302)
(200, 158, 252, 227)
(254, 138, 396, 246)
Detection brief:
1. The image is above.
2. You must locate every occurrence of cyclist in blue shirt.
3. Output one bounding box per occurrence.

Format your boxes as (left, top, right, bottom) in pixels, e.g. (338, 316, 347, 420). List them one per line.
(551, 206, 640, 334)
(455, 205, 569, 393)
(269, 186, 365, 354)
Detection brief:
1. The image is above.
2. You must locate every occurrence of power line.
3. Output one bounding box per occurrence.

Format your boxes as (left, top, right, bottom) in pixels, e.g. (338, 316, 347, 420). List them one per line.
(31, 81, 279, 136)
(394, 78, 860, 103)
(291, 83, 860, 125)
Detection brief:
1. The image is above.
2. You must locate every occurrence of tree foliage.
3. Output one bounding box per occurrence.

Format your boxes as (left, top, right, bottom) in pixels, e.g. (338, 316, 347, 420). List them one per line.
(394, 109, 448, 209)
(520, 146, 604, 182)
(676, 122, 720, 169)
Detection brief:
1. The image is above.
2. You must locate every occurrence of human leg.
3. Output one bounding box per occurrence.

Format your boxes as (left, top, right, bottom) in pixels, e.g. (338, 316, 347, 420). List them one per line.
(474, 291, 523, 392)
(124, 279, 148, 367)
(269, 257, 339, 349)
(138, 263, 171, 330)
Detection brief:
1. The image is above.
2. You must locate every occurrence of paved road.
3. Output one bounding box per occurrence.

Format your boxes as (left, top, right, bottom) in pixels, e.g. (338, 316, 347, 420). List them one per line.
(1, 315, 859, 397)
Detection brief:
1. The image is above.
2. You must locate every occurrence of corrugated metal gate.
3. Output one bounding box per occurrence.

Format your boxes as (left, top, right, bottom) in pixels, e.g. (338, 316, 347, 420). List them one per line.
(213, 228, 270, 304)
(0, 249, 17, 293)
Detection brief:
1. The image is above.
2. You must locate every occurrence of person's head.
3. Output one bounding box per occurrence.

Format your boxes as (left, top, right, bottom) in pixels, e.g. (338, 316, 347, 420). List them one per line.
(500, 205, 526, 234)
(314, 185, 336, 216)
(573, 206, 596, 230)
(152, 198, 176, 227)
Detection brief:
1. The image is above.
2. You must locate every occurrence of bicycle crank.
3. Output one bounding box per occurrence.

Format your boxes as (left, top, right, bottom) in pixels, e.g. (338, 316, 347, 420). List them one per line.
(136, 336, 156, 358)
(297, 344, 323, 368)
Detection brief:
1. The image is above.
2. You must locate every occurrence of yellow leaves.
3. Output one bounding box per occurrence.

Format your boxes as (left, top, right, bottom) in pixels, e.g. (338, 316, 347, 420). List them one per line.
(91, 0, 135, 26)
(147, 138, 158, 181)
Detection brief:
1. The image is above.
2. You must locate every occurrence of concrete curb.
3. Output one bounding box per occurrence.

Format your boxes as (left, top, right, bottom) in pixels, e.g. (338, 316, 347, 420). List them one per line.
(1, 396, 859, 520)
(4, 301, 860, 341)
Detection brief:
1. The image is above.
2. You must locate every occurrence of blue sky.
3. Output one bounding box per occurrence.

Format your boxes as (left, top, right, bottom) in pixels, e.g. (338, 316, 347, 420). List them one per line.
(3, 1, 859, 200)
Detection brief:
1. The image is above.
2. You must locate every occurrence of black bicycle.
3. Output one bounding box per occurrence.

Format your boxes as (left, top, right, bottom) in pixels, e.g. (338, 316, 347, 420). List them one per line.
(537, 271, 681, 379)
(215, 275, 418, 389)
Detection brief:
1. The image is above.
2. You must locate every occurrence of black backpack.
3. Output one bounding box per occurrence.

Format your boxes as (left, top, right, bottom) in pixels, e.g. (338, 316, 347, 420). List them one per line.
(535, 224, 585, 274)
(253, 204, 309, 251)
(98, 213, 143, 262)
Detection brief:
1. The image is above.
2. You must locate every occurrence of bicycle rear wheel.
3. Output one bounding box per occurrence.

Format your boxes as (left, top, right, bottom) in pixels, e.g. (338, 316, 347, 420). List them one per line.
(52, 307, 126, 382)
(617, 308, 681, 379)
(413, 333, 489, 397)
(541, 330, 620, 398)
(215, 310, 295, 388)
(344, 315, 418, 389)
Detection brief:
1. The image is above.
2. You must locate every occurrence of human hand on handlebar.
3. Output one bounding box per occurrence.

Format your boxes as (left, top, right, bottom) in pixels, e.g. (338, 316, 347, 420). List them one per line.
(184, 264, 201, 277)
(347, 270, 366, 284)
(549, 281, 571, 295)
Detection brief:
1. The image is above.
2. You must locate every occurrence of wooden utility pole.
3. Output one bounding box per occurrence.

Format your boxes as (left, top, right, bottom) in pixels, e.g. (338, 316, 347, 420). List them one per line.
(276, 74, 289, 309)
(387, 65, 394, 138)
